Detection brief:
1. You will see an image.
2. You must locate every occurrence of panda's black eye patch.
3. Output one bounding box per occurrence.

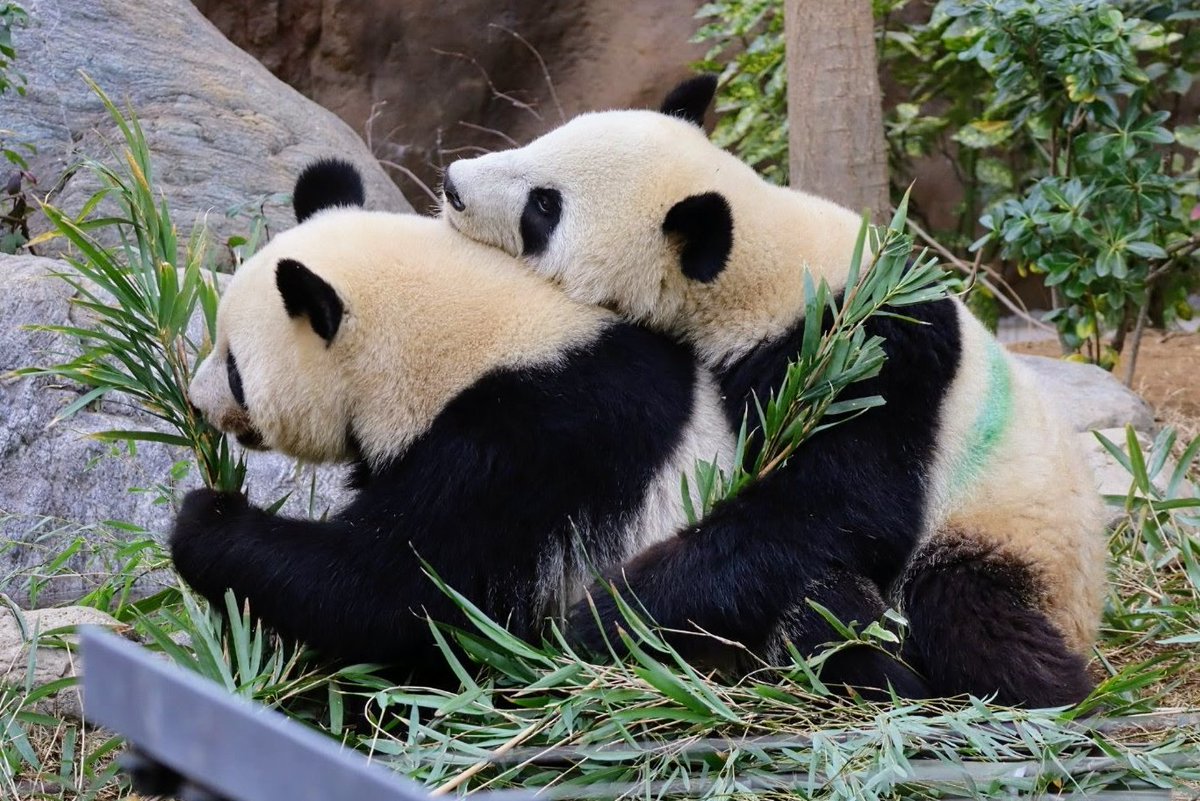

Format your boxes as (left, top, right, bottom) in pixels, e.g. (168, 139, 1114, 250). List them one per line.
(520, 187, 562, 256)
(226, 350, 247, 409)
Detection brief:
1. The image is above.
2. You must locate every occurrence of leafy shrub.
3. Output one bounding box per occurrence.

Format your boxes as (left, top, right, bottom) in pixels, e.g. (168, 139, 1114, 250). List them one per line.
(1, 1, 31, 254)
(692, 0, 788, 183)
(883, 0, 1200, 377)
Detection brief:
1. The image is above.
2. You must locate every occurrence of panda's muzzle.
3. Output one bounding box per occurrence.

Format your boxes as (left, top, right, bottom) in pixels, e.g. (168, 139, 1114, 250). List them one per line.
(235, 428, 265, 451)
(217, 406, 266, 451)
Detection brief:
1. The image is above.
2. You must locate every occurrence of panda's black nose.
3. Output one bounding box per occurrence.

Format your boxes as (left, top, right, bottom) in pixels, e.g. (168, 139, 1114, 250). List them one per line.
(442, 174, 465, 212)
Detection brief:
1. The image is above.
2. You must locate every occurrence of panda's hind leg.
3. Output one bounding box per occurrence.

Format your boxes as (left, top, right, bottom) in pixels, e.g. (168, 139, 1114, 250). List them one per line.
(764, 570, 931, 701)
(898, 530, 1093, 708)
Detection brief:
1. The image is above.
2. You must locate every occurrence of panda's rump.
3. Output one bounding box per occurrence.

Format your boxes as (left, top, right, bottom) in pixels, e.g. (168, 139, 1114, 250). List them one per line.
(928, 308, 1107, 652)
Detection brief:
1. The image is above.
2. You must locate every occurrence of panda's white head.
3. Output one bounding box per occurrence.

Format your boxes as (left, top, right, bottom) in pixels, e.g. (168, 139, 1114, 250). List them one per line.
(189, 159, 606, 467)
(442, 77, 740, 330)
(442, 76, 864, 365)
(187, 159, 368, 463)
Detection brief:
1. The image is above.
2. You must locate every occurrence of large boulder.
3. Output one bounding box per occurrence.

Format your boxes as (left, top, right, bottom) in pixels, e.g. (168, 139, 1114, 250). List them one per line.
(1, 0, 409, 258)
(1013, 354, 1156, 433)
(1013, 354, 1168, 506)
(193, 0, 709, 205)
(0, 254, 351, 606)
(0, 605, 126, 720)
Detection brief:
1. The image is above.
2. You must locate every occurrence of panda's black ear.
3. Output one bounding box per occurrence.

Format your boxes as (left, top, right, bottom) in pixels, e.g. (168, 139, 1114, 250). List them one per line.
(662, 192, 733, 283)
(276, 258, 344, 344)
(293, 158, 366, 223)
(659, 75, 717, 126)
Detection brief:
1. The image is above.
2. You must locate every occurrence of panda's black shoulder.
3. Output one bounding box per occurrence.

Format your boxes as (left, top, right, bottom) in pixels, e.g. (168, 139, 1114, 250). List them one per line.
(451, 321, 699, 439)
(718, 296, 962, 425)
(576, 321, 701, 400)
(357, 321, 700, 494)
(344, 321, 700, 560)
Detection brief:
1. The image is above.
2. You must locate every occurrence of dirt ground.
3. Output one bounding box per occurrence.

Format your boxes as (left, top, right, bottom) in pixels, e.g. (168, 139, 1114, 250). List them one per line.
(1007, 331, 1200, 441)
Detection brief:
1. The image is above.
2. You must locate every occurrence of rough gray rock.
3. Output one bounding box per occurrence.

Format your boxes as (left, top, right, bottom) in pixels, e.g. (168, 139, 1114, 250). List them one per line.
(1, 254, 351, 606)
(2, 0, 409, 259)
(1082, 427, 1145, 499)
(1014, 354, 1156, 433)
(0, 605, 124, 720)
(1014, 356, 1173, 522)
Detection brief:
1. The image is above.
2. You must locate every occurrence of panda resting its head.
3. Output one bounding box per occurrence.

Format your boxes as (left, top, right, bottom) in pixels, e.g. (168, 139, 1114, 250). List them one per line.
(188, 159, 606, 467)
(440, 79, 1111, 710)
(441, 75, 866, 366)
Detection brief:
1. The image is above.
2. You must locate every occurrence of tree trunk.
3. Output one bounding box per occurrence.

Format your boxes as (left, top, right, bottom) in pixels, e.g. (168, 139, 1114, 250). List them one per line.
(784, 0, 889, 221)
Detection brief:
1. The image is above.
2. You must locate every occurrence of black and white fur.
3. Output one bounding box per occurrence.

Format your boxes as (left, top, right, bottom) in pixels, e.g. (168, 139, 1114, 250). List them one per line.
(440, 78, 1108, 706)
(173, 160, 732, 683)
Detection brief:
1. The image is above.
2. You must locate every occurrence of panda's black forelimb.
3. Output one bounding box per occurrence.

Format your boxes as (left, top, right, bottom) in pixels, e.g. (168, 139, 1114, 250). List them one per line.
(171, 486, 478, 676)
(568, 546, 926, 695)
(565, 474, 930, 697)
(566, 295, 965, 695)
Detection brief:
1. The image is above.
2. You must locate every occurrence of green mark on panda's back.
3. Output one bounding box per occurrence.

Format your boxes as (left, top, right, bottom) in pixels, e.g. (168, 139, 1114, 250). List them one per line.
(950, 337, 1013, 497)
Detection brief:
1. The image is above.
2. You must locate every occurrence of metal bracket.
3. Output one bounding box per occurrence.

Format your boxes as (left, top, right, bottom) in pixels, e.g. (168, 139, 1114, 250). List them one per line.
(80, 628, 518, 801)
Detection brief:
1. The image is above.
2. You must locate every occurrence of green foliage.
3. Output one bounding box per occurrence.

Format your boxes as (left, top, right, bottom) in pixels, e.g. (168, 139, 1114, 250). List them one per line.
(1, 1, 34, 256)
(137, 587, 380, 719)
(692, 0, 788, 183)
(685, 195, 953, 519)
(1099, 425, 1200, 651)
(12, 76, 244, 493)
(882, 0, 1200, 370)
(0, 1, 26, 98)
(1, 653, 124, 799)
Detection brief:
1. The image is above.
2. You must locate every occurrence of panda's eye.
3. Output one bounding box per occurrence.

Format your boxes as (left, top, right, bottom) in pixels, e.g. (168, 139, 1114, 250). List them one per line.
(521, 188, 563, 257)
(530, 187, 561, 217)
(227, 350, 247, 408)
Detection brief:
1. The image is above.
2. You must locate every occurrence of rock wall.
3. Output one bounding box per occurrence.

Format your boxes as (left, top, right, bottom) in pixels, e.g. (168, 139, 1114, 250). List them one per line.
(0, 0, 401, 603)
(1, 0, 409, 258)
(0, 254, 352, 605)
(192, 0, 708, 205)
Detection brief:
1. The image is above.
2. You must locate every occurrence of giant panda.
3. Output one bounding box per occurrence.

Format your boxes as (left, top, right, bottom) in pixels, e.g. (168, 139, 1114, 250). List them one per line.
(171, 159, 736, 684)
(438, 77, 1109, 707)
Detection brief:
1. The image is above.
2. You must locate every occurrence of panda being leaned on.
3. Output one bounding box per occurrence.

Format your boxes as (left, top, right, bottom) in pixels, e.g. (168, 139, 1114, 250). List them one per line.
(171, 159, 734, 683)
(440, 76, 1109, 707)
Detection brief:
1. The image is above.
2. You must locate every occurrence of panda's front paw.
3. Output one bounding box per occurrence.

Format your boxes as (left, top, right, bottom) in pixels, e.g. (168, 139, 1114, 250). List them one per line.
(566, 589, 632, 660)
(170, 489, 250, 579)
(174, 488, 249, 536)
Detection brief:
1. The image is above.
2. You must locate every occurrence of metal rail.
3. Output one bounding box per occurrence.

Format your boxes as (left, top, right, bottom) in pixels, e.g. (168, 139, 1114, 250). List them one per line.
(80, 628, 525, 801)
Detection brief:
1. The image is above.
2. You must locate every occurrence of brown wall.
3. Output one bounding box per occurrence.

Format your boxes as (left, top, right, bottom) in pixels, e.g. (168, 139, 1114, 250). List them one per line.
(194, 0, 708, 207)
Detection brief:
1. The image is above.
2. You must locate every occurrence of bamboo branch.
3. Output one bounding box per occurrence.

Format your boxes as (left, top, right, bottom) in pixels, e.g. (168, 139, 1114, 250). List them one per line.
(903, 216, 1056, 333)
(488, 23, 565, 124)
